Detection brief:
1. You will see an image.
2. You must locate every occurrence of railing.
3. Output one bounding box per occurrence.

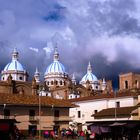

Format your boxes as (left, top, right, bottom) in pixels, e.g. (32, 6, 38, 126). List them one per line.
(4, 116, 10, 119)
(54, 116, 72, 122)
(29, 116, 38, 122)
(0, 115, 16, 119)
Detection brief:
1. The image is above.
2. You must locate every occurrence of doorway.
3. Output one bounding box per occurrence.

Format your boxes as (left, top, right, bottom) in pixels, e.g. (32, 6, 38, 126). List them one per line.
(28, 125, 37, 137)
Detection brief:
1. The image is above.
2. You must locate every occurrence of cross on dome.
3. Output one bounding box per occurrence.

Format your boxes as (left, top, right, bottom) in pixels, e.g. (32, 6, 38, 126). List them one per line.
(87, 61, 92, 73)
(12, 48, 19, 60)
(53, 45, 59, 61)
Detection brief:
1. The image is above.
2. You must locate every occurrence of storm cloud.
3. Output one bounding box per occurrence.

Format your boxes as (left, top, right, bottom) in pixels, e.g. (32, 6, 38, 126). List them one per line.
(0, 0, 140, 88)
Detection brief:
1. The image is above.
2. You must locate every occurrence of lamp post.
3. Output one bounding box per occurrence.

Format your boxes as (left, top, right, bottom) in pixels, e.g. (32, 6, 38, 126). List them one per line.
(39, 90, 41, 140)
(114, 90, 117, 120)
(38, 84, 45, 140)
(38, 85, 43, 140)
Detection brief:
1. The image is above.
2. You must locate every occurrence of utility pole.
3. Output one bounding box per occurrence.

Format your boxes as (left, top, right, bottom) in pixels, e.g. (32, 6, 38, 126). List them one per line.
(114, 90, 117, 120)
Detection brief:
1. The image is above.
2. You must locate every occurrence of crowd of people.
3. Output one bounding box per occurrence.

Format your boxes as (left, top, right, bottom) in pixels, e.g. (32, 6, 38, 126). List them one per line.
(43, 128, 96, 140)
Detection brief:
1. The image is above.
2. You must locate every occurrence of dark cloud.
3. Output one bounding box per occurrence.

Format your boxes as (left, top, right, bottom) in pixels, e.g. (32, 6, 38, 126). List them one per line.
(0, 0, 140, 89)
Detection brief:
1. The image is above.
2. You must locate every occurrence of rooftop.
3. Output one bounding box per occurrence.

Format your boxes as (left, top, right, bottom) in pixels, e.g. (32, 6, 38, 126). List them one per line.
(0, 93, 77, 108)
(92, 106, 137, 119)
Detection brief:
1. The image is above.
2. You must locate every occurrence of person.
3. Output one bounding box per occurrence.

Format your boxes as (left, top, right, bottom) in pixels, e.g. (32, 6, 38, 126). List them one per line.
(79, 130, 85, 140)
(90, 132, 95, 140)
(61, 129, 66, 139)
(50, 130, 55, 139)
(43, 130, 49, 140)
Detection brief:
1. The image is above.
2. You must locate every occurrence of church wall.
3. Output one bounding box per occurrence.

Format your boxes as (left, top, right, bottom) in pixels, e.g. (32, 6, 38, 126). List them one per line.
(0, 84, 13, 94)
(119, 73, 140, 90)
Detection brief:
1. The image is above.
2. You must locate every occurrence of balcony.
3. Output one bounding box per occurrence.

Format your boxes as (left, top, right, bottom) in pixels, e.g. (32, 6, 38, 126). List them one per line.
(54, 116, 72, 122)
(29, 116, 38, 123)
(4, 115, 10, 119)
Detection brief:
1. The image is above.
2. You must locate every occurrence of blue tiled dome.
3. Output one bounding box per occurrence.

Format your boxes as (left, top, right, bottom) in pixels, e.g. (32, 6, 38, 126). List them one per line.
(80, 62, 98, 83)
(3, 48, 25, 71)
(81, 73, 98, 82)
(4, 60, 25, 71)
(45, 61, 65, 74)
(45, 47, 66, 75)
(1, 48, 28, 82)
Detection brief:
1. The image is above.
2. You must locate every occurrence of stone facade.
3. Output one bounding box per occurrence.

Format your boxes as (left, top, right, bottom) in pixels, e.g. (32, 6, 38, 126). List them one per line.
(119, 72, 140, 90)
(0, 105, 71, 135)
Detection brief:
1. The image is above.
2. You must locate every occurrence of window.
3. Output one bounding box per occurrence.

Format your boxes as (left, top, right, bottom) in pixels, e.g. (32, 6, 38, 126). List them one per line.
(51, 81, 53, 85)
(47, 81, 49, 85)
(54, 110, 59, 117)
(135, 80, 138, 88)
(82, 114, 85, 118)
(64, 81, 66, 86)
(94, 110, 98, 114)
(56, 81, 58, 85)
(29, 110, 35, 120)
(116, 102, 120, 108)
(78, 111, 81, 118)
(125, 80, 128, 89)
(4, 109, 10, 119)
(19, 77, 23, 80)
(60, 81, 62, 85)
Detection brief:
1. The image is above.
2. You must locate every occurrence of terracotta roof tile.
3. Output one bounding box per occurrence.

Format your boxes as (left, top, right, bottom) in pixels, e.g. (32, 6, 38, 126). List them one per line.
(69, 89, 140, 102)
(92, 106, 137, 119)
(0, 93, 77, 108)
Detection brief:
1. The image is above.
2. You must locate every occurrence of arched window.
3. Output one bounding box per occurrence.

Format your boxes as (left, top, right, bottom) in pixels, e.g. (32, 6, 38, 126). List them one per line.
(60, 81, 62, 85)
(64, 81, 66, 86)
(47, 81, 49, 85)
(135, 80, 139, 88)
(19, 77, 23, 80)
(56, 81, 58, 85)
(51, 81, 53, 85)
(125, 80, 128, 89)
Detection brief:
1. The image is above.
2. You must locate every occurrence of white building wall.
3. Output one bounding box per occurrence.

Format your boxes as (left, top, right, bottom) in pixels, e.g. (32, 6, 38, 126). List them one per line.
(108, 97, 134, 108)
(70, 99, 108, 124)
(70, 96, 137, 129)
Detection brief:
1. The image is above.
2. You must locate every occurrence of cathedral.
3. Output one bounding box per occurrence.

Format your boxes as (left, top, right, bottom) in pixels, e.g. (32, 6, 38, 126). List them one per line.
(0, 47, 140, 138)
(0, 47, 112, 99)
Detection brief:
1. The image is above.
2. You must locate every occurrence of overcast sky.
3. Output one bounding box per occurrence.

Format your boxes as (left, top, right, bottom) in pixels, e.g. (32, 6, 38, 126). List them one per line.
(0, 0, 140, 88)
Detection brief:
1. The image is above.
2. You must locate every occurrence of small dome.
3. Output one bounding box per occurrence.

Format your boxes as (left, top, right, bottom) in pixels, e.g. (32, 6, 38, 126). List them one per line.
(3, 48, 25, 71)
(1, 48, 28, 82)
(81, 73, 98, 82)
(80, 62, 98, 83)
(4, 60, 25, 71)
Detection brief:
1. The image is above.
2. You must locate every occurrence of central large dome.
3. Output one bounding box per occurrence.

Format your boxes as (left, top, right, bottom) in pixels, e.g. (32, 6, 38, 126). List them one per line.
(45, 61, 65, 74)
(44, 47, 69, 88)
